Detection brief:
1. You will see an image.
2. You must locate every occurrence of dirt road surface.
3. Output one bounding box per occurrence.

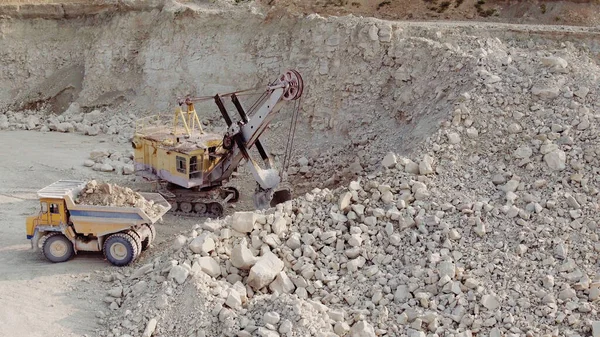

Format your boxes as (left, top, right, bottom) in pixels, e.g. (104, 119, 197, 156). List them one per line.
(0, 131, 177, 336)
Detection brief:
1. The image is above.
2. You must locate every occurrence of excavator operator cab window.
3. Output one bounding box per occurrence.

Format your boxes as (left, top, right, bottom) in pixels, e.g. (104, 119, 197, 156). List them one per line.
(40, 202, 48, 213)
(190, 156, 198, 173)
(176, 156, 187, 174)
(49, 203, 60, 214)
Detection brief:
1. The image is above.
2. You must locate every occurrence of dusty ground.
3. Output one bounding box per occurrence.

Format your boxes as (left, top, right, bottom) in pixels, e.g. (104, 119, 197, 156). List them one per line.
(0, 131, 197, 337)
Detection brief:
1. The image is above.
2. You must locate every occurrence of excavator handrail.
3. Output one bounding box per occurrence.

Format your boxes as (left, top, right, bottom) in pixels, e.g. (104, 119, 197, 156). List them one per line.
(134, 114, 164, 136)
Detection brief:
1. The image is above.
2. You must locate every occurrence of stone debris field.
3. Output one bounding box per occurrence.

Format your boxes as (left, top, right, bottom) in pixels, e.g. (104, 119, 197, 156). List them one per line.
(1, 1, 600, 337)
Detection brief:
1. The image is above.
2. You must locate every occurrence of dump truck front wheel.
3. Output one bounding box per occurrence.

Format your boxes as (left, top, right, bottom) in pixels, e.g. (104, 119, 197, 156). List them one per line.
(104, 233, 138, 266)
(41, 233, 74, 263)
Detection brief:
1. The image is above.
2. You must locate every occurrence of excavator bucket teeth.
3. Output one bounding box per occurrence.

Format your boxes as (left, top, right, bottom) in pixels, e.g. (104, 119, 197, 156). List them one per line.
(270, 189, 292, 207)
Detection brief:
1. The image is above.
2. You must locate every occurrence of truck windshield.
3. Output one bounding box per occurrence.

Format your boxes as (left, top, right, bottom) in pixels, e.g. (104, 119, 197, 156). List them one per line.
(41, 202, 47, 213)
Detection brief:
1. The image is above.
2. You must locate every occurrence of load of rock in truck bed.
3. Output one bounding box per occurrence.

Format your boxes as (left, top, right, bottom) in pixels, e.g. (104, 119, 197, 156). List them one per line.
(75, 180, 168, 218)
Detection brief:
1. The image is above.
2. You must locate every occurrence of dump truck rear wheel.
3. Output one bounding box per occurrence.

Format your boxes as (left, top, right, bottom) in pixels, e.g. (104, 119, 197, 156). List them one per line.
(141, 224, 156, 251)
(104, 233, 138, 266)
(127, 230, 143, 258)
(41, 233, 74, 263)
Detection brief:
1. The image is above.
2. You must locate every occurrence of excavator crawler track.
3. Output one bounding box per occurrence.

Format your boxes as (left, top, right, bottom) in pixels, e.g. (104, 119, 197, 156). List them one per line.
(159, 184, 237, 218)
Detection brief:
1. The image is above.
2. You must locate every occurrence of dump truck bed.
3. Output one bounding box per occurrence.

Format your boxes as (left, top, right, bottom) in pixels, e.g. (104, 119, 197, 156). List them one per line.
(37, 180, 171, 236)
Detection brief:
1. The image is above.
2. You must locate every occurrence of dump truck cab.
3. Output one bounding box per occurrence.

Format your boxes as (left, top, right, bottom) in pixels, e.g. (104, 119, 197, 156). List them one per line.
(26, 198, 68, 241)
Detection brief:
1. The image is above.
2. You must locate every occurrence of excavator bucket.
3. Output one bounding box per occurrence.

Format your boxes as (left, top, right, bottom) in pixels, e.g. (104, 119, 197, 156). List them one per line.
(252, 188, 273, 210)
(252, 187, 292, 210)
(270, 188, 292, 207)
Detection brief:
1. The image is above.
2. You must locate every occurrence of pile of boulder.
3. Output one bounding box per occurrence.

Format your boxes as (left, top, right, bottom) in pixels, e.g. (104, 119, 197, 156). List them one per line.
(95, 34, 600, 336)
(0, 103, 134, 143)
(76, 180, 167, 218)
(85, 149, 135, 175)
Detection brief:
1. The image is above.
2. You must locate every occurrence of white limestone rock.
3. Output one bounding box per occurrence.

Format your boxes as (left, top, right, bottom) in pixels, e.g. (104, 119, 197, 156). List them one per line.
(168, 265, 189, 284)
(419, 155, 434, 175)
(172, 235, 187, 250)
(481, 294, 500, 311)
(122, 164, 135, 175)
(532, 85, 560, 99)
(349, 321, 376, 337)
(382, 152, 397, 168)
(541, 56, 568, 69)
(248, 251, 284, 290)
(447, 132, 461, 144)
(231, 242, 258, 270)
(339, 191, 352, 211)
(592, 321, 600, 337)
(231, 212, 257, 233)
(437, 261, 456, 279)
(142, 318, 157, 337)
(544, 150, 566, 171)
(272, 216, 287, 236)
(225, 288, 242, 310)
(195, 257, 221, 278)
(189, 233, 215, 255)
(263, 312, 281, 325)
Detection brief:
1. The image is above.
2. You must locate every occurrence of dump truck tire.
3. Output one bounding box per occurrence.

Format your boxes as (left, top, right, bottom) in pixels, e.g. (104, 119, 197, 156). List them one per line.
(104, 233, 138, 266)
(41, 233, 74, 263)
(141, 224, 156, 251)
(127, 230, 143, 256)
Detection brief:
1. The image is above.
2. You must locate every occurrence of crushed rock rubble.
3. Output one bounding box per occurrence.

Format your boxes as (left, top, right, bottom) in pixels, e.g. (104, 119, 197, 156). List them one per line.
(94, 32, 600, 337)
(86, 148, 136, 175)
(76, 180, 167, 218)
(0, 103, 135, 141)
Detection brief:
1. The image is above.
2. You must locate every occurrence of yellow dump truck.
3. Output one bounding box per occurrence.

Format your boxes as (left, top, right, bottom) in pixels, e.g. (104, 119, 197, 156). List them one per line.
(26, 180, 171, 266)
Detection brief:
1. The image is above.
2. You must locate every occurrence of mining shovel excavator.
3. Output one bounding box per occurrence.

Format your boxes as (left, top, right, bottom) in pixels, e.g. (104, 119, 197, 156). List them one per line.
(132, 70, 303, 217)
